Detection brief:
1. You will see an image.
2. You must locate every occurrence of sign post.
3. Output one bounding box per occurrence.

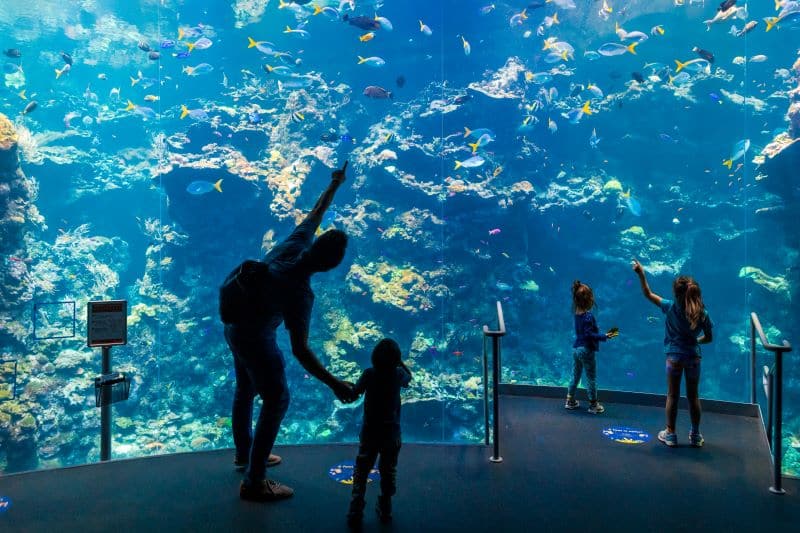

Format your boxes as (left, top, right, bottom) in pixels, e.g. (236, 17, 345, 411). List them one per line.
(88, 300, 128, 462)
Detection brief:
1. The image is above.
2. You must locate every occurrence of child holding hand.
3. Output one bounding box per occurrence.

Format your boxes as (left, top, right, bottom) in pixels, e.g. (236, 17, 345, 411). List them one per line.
(347, 338, 412, 527)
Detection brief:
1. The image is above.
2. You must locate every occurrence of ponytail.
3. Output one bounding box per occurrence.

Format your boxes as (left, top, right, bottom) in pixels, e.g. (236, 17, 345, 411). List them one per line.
(674, 276, 704, 329)
(572, 280, 594, 312)
(684, 282, 705, 330)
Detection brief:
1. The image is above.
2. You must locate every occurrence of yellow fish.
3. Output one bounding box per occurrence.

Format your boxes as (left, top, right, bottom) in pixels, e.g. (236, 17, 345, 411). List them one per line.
(359, 32, 375, 42)
(144, 94, 159, 102)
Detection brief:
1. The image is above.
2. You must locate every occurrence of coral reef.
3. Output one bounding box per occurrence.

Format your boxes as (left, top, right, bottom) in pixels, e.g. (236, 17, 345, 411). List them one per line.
(322, 308, 383, 358)
(738, 266, 790, 296)
(468, 57, 527, 100)
(346, 261, 450, 313)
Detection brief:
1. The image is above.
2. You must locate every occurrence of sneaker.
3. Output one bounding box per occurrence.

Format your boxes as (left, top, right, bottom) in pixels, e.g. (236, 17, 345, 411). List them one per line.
(234, 453, 282, 471)
(239, 479, 294, 501)
(565, 398, 580, 410)
(346, 512, 363, 529)
(347, 499, 365, 529)
(376, 495, 392, 524)
(689, 432, 704, 448)
(658, 430, 678, 447)
(587, 402, 605, 414)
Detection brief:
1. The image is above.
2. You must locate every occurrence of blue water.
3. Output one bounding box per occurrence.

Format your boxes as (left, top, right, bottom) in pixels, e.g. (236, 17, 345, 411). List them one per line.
(0, 0, 798, 475)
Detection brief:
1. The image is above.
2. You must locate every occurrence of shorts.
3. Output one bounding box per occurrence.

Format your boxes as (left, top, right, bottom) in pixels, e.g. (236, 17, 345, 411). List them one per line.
(666, 354, 701, 380)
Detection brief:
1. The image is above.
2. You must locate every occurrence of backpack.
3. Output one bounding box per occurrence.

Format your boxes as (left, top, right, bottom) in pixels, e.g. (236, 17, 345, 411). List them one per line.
(219, 260, 274, 324)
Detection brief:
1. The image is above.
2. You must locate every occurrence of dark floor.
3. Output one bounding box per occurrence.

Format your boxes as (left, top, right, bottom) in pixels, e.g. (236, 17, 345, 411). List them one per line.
(1, 394, 799, 532)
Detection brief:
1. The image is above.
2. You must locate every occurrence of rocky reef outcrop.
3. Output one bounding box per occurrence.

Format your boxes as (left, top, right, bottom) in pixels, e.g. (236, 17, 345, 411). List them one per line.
(0, 112, 43, 472)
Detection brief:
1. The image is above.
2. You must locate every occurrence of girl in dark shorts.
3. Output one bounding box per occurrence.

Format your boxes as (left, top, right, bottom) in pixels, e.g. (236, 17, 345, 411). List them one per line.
(632, 259, 714, 447)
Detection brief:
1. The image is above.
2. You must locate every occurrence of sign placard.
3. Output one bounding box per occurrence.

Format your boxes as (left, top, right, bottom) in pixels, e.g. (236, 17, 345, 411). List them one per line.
(87, 300, 127, 347)
(328, 461, 380, 485)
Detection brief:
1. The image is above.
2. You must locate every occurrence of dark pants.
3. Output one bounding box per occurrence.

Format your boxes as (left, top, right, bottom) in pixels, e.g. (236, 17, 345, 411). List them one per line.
(224, 324, 290, 483)
(350, 432, 401, 511)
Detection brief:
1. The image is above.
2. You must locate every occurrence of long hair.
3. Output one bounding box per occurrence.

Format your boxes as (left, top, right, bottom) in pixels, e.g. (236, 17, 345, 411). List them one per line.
(572, 280, 595, 313)
(673, 276, 705, 329)
(372, 338, 401, 372)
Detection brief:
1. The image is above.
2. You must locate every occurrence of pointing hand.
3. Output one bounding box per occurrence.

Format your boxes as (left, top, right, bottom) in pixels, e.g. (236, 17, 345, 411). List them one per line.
(332, 160, 348, 185)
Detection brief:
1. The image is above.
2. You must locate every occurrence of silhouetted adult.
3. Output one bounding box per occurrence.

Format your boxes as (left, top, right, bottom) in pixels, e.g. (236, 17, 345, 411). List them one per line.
(224, 162, 354, 501)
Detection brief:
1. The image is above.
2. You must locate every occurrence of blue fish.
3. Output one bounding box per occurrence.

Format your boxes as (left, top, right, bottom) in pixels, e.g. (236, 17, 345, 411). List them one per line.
(623, 190, 642, 216)
(187, 179, 223, 195)
(248, 112, 261, 124)
(160, 40, 176, 49)
(340, 134, 354, 144)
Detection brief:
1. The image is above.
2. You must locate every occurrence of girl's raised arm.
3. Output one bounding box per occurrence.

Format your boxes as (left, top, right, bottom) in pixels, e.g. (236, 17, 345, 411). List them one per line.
(632, 259, 663, 307)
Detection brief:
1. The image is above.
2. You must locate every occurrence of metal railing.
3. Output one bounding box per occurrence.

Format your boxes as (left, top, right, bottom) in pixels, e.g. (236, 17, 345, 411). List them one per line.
(483, 301, 506, 463)
(749, 312, 792, 495)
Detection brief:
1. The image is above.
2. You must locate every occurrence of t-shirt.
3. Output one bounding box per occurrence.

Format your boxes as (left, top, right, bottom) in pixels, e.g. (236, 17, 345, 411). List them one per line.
(573, 311, 608, 352)
(660, 298, 714, 357)
(354, 366, 412, 437)
(262, 218, 317, 335)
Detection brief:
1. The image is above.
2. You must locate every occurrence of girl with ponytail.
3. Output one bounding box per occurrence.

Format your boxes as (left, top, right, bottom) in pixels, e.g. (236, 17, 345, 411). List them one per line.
(632, 259, 714, 448)
(565, 280, 618, 414)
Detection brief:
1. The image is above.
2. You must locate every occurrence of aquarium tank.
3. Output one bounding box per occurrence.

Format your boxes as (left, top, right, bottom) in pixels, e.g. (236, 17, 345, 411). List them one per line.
(0, 0, 798, 476)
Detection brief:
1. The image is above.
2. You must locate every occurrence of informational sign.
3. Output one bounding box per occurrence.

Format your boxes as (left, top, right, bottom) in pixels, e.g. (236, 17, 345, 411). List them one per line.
(602, 426, 651, 445)
(87, 300, 127, 347)
(0, 495, 10, 513)
(328, 461, 380, 485)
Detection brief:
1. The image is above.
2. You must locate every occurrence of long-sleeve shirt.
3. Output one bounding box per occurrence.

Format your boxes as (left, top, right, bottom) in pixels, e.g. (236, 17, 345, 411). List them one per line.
(353, 366, 412, 438)
(572, 311, 607, 352)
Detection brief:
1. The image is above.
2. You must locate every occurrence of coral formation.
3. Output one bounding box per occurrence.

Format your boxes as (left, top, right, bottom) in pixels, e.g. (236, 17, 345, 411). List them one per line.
(738, 266, 790, 295)
(347, 261, 449, 313)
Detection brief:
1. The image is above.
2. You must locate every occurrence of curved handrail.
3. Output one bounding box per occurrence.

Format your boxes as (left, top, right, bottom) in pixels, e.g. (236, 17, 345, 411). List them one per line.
(483, 301, 506, 338)
(749, 311, 792, 495)
(751, 313, 792, 354)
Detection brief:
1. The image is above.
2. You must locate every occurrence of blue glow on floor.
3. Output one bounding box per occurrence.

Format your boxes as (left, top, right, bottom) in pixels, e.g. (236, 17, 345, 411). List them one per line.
(328, 461, 380, 485)
(603, 426, 651, 445)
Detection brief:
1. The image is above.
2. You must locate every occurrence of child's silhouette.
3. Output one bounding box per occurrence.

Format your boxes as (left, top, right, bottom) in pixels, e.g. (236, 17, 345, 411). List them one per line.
(347, 338, 412, 526)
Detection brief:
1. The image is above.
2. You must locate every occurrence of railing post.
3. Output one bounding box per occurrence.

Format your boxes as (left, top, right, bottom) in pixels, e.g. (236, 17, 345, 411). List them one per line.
(483, 336, 489, 447)
(750, 312, 791, 496)
(483, 301, 505, 464)
(750, 320, 756, 404)
(100, 345, 111, 462)
(490, 335, 502, 463)
(764, 366, 773, 445)
(770, 351, 785, 495)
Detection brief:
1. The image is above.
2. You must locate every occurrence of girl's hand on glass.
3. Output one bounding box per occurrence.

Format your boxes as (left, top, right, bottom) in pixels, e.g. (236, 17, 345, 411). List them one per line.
(632, 258, 644, 275)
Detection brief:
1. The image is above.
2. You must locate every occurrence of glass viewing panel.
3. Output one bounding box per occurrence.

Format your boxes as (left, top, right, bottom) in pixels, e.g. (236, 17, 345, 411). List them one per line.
(0, 0, 797, 476)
